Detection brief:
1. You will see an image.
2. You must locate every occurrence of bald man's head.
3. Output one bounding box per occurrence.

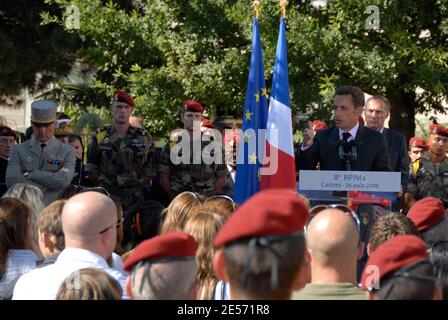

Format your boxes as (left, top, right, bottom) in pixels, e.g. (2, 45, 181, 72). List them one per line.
(62, 192, 117, 249)
(307, 208, 360, 263)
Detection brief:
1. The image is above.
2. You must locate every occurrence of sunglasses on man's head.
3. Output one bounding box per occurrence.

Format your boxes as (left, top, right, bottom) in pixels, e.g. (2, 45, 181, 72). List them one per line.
(79, 186, 111, 197)
(99, 217, 124, 235)
(308, 204, 361, 233)
(203, 195, 236, 211)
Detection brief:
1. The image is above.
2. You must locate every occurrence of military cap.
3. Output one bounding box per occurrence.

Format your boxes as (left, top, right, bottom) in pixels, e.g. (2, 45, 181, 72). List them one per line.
(312, 120, 327, 131)
(123, 232, 198, 272)
(409, 136, 428, 149)
(113, 90, 134, 107)
(361, 234, 429, 290)
(31, 100, 57, 124)
(0, 125, 16, 138)
(407, 197, 445, 233)
(214, 189, 308, 247)
(182, 99, 204, 113)
(429, 124, 448, 137)
(54, 119, 72, 137)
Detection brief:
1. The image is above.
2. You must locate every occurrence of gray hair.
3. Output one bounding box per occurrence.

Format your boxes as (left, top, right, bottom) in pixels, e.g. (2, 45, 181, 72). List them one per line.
(365, 95, 391, 113)
(2, 183, 45, 241)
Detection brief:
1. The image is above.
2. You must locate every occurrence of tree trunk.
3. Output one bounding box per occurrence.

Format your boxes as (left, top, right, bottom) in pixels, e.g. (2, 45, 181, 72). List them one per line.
(387, 91, 416, 142)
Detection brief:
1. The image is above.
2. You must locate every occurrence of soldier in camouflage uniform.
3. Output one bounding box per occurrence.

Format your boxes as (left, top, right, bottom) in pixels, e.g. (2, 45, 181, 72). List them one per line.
(86, 90, 156, 211)
(86, 90, 156, 249)
(159, 100, 228, 199)
(405, 124, 448, 208)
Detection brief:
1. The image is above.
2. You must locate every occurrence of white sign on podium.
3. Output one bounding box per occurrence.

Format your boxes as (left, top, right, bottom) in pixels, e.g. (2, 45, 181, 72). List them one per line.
(299, 170, 401, 193)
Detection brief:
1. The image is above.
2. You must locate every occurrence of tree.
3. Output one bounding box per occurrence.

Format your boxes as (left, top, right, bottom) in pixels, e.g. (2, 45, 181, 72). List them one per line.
(42, 0, 447, 139)
(0, 0, 79, 103)
(286, 0, 448, 139)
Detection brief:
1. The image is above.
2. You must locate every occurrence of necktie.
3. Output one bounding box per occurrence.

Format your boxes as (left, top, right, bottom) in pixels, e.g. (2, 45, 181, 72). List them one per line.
(340, 132, 351, 171)
(39, 144, 46, 169)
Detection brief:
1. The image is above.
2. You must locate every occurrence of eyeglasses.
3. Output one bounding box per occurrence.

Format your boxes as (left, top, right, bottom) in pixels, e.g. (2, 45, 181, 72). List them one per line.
(99, 217, 124, 235)
(308, 204, 361, 233)
(203, 195, 236, 211)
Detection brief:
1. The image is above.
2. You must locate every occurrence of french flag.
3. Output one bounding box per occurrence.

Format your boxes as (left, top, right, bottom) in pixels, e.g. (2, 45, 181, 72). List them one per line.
(260, 18, 296, 190)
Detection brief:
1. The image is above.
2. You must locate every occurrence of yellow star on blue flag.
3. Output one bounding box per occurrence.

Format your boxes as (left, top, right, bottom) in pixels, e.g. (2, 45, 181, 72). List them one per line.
(234, 19, 268, 204)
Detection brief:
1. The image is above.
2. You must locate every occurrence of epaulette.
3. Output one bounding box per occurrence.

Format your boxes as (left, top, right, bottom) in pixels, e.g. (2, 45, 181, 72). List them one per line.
(96, 127, 108, 144)
(411, 159, 421, 176)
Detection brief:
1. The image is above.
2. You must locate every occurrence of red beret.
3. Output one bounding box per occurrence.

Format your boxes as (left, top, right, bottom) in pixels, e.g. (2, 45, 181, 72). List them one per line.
(312, 120, 327, 131)
(409, 136, 428, 149)
(429, 124, 448, 137)
(361, 234, 428, 290)
(182, 100, 204, 113)
(0, 126, 16, 138)
(202, 119, 215, 129)
(113, 90, 134, 107)
(214, 189, 308, 247)
(123, 232, 198, 272)
(407, 197, 445, 233)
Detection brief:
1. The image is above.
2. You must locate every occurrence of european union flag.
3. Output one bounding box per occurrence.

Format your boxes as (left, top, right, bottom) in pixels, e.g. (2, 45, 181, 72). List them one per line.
(234, 19, 268, 204)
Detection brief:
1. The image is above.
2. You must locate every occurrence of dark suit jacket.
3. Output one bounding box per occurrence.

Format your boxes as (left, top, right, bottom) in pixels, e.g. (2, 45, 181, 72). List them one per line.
(383, 128, 409, 188)
(296, 126, 392, 172)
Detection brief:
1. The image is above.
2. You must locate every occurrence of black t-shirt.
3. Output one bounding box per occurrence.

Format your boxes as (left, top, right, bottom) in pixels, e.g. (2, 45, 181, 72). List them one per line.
(0, 157, 8, 197)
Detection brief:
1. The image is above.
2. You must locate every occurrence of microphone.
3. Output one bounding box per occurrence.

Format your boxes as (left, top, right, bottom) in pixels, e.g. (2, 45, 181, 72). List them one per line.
(336, 140, 347, 162)
(348, 140, 358, 161)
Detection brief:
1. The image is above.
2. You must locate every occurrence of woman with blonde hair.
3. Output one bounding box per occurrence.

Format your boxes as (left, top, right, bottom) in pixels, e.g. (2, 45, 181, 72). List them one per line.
(159, 192, 202, 234)
(0, 198, 42, 299)
(2, 183, 45, 240)
(56, 268, 122, 300)
(183, 210, 229, 300)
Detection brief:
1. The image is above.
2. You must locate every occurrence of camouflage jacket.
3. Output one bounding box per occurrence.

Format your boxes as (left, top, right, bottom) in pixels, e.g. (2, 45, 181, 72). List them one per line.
(86, 125, 155, 191)
(158, 132, 228, 196)
(407, 156, 448, 207)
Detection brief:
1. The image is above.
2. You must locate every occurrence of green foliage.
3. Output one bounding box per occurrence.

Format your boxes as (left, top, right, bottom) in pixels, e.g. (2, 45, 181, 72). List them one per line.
(39, 0, 447, 138)
(0, 0, 79, 101)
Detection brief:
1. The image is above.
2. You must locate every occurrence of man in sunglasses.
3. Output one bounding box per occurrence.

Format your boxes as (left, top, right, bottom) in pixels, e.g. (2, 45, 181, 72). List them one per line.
(5, 100, 76, 205)
(293, 205, 366, 300)
(361, 234, 441, 300)
(12, 191, 128, 300)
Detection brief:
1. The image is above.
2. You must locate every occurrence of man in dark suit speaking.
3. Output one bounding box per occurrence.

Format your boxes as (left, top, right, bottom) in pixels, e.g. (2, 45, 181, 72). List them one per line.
(296, 86, 392, 172)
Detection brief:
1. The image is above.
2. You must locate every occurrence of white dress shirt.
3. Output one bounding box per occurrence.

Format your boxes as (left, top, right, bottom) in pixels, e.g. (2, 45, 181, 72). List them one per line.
(338, 122, 360, 142)
(12, 248, 129, 300)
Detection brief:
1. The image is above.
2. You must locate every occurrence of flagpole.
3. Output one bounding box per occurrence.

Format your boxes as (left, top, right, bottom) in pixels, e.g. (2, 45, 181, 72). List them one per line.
(280, 0, 287, 18)
(253, 0, 260, 19)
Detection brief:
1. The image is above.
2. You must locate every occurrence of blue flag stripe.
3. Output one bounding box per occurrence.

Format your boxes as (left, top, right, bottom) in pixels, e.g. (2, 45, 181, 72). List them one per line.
(234, 19, 269, 204)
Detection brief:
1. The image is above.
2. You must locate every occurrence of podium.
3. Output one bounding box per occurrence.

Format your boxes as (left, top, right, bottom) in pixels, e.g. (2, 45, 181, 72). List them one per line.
(298, 170, 401, 281)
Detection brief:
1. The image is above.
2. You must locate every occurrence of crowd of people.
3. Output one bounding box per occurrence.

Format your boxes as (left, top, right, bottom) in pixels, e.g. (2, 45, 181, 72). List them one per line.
(0, 85, 447, 300)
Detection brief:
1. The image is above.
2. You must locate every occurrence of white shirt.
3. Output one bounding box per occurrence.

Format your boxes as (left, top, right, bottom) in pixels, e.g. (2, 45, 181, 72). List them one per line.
(338, 122, 360, 142)
(12, 248, 129, 300)
(0, 249, 38, 300)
